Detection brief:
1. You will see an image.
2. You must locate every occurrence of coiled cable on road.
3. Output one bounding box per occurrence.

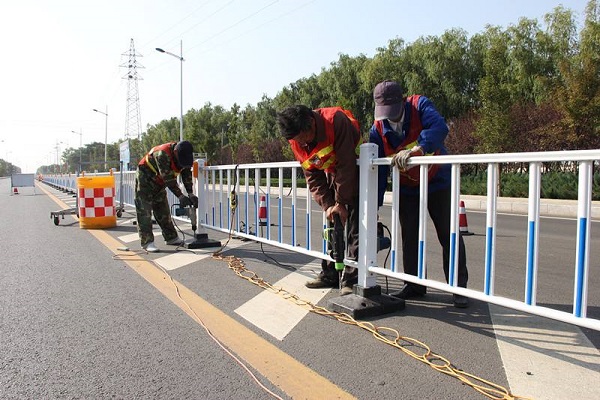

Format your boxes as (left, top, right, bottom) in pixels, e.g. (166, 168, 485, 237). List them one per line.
(212, 246, 532, 400)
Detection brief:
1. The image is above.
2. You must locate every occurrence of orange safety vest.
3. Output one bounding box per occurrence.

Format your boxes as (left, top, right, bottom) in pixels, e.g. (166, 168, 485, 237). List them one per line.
(138, 142, 181, 184)
(289, 107, 362, 173)
(375, 95, 440, 186)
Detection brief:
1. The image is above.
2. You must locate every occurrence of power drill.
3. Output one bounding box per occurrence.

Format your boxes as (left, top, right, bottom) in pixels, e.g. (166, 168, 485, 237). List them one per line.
(175, 201, 197, 235)
(324, 214, 345, 290)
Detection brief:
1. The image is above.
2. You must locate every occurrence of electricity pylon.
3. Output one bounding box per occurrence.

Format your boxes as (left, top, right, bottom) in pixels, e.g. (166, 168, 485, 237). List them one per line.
(120, 38, 144, 140)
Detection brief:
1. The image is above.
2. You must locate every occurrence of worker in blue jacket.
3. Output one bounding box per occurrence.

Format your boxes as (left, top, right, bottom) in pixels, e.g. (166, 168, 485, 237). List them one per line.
(368, 80, 469, 308)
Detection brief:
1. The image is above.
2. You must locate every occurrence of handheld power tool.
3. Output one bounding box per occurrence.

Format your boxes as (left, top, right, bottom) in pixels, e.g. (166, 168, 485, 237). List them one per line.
(324, 214, 346, 291)
(175, 201, 197, 237)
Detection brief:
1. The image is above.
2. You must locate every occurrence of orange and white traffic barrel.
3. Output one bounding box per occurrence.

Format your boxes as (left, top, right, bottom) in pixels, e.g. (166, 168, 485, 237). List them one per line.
(77, 175, 117, 229)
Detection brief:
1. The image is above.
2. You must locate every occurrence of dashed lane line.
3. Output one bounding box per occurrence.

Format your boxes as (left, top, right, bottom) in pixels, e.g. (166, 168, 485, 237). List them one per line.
(490, 305, 600, 400)
(235, 263, 326, 341)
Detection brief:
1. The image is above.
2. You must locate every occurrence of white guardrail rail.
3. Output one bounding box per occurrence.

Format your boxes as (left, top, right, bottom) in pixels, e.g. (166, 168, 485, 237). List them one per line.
(41, 146, 600, 331)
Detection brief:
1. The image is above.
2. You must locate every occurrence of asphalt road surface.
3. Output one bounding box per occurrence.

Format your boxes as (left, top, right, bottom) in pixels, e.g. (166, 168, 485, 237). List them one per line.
(1, 177, 599, 400)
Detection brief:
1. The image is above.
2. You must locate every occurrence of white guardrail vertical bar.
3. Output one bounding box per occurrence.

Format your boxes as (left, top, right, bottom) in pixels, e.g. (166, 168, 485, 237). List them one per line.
(219, 170, 223, 229)
(235, 167, 241, 232)
(358, 143, 378, 288)
(418, 164, 429, 280)
(525, 162, 541, 305)
(292, 167, 297, 246)
(449, 164, 461, 287)
(306, 177, 312, 250)
(391, 167, 401, 273)
(278, 167, 283, 243)
(322, 209, 328, 255)
(255, 167, 260, 238)
(244, 168, 249, 235)
(227, 169, 232, 230)
(484, 163, 499, 295)
(266, 168, 271, 240)
(574, 161, 592, 318)
(211, 170, 216, 226)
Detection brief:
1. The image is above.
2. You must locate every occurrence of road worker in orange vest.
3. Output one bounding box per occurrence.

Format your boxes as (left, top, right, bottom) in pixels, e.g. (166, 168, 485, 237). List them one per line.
(369, 80, 469, 308)
(277, 105, 362, 295)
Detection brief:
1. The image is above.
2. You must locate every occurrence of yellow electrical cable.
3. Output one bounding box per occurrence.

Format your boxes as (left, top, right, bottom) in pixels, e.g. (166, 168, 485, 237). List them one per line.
(211, 247, 533, 400)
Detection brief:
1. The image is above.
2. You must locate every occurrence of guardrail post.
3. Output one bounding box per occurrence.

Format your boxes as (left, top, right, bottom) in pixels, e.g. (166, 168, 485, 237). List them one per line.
(358, 143, 378, 289)
(188, 159, 221, 249)
(327, 143, 405, 318)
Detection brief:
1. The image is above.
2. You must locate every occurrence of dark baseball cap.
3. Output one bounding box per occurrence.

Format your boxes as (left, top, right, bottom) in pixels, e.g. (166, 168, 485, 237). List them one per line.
(175, 140, 194, 168)
(373, 80, 404, 121)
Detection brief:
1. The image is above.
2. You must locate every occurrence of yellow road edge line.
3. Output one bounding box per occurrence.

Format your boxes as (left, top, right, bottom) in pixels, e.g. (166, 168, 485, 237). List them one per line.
(40, 182, 356, 400)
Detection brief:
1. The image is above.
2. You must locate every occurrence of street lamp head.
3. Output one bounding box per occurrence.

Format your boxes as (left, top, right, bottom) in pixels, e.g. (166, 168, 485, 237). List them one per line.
(156, 48, 165, 53)
(93, 108, 98, 112)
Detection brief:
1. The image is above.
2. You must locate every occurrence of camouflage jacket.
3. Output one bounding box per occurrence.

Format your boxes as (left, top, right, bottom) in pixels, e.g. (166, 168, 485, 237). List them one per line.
(138, 142, 192, 197)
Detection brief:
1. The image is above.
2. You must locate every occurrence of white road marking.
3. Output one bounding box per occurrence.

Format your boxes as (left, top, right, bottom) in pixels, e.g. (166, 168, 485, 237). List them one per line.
(156, 251, 210, 271)
(235, 263, 328, 341)
(490, 304, 600, 400)
(155, 239, 251, 271)
(118, 231, 151, 243)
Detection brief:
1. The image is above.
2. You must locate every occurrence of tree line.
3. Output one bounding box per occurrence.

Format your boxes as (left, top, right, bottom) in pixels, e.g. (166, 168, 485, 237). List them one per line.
(0, 159, 21, 177)
(43, 1, 599, 175)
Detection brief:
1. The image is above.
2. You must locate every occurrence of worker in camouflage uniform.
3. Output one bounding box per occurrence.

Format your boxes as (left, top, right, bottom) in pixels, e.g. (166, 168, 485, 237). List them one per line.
(135, 140, 198, 253)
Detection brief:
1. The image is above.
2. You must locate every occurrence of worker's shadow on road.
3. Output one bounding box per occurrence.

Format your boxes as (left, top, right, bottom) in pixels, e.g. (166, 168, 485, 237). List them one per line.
(217, 242, 321, 274)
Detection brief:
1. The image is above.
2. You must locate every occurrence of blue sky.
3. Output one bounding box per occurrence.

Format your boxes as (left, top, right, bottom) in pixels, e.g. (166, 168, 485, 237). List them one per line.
(0, 0, 591, 172)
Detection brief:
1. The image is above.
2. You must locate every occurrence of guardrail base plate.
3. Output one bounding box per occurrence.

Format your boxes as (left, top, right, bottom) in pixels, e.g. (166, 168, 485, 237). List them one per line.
(328, 285, 405, 319)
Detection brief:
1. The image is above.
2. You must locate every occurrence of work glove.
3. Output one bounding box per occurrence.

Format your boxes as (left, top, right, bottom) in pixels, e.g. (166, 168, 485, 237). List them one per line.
(178, 195, 192, 207)
(189, 194, 198, 208)
(326, 203, 348, 226)
(391, 146, 424, 170)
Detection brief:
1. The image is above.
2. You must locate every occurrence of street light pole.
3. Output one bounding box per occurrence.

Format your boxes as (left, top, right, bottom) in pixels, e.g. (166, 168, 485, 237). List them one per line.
(71, 129, 83, 172)
(93, 106, 108, 170)
(156, 40, 185, 142)
(54, 140, 63, 173)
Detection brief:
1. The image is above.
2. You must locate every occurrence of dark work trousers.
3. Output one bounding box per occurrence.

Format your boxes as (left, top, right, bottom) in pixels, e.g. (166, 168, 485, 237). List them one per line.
(399, 187, 468, 290)
(321, 198, 359, 287)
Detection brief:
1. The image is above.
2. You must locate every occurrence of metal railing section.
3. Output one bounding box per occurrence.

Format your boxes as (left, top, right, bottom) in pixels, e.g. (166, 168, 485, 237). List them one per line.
(41, 146, 600, 331)
(363, 144, 599, 331)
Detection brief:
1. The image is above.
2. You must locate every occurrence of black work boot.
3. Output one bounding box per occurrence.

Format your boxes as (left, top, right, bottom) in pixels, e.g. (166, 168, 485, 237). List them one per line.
(305, 272, 339, 289)
(393, 284, 426, 299)
(453, 294, 470, 308)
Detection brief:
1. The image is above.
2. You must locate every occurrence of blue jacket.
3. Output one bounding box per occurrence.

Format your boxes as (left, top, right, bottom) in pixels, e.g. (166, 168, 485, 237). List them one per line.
(369, 95, 451, 206)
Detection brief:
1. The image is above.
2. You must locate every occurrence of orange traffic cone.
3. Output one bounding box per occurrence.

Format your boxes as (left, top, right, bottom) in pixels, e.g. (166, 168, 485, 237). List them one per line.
(13, 187, 19, 195)
(258, 195, 267, 226)
(459, 200, 473, 235)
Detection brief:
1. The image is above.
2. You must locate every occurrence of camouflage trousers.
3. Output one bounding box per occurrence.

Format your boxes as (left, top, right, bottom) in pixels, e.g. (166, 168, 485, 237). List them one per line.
(135, 168, 178, 246)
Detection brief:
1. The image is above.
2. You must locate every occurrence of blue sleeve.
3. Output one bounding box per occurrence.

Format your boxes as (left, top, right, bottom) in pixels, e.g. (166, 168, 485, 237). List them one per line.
(416, 96, 449, 154)
(368, 125, 389, 208)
